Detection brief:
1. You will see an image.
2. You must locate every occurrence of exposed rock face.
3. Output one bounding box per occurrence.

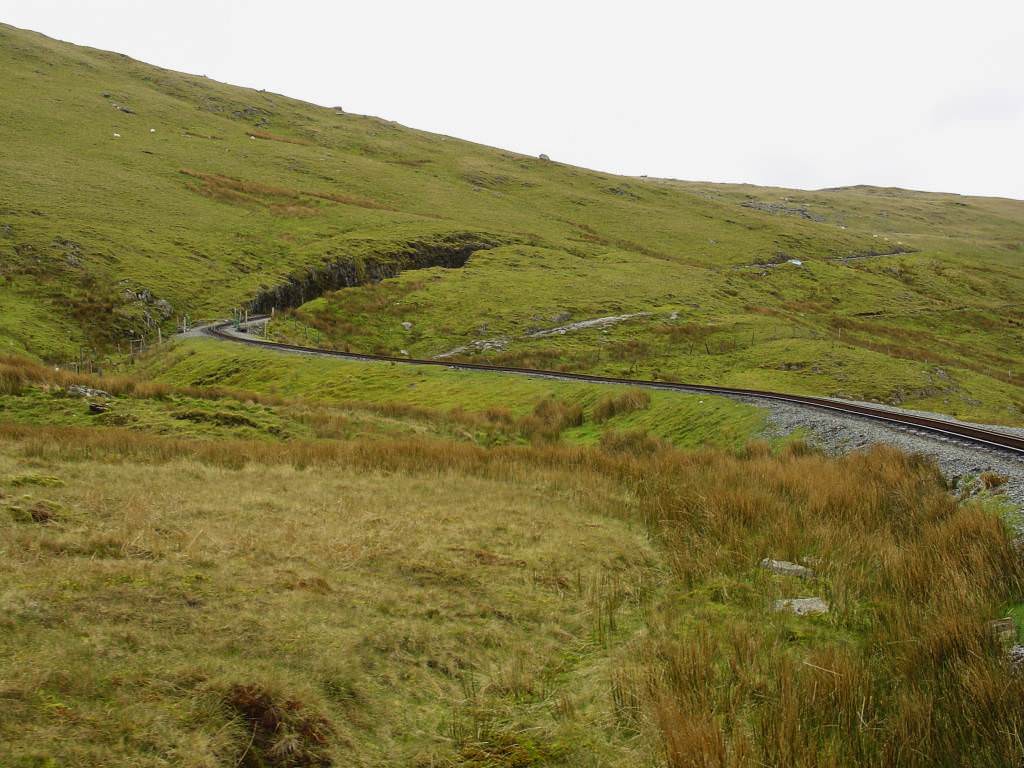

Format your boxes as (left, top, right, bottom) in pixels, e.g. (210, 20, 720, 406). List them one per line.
(526, 312, 652, 338)
(773, 597, 829, 616)
(760, 558, 813, 579)
(121, 287, 173, 326)
(247, 233, 500, 315)
(741, 199, 825, 222)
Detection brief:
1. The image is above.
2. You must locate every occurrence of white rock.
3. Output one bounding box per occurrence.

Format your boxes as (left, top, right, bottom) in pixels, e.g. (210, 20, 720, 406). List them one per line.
(773, 597, 829, 616)
(761, 558, 813, 578)
(401, 321, 413, 330)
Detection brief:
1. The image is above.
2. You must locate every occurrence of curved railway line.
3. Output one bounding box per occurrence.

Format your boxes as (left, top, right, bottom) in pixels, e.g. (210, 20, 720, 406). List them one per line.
(204, 320, 1024, 458)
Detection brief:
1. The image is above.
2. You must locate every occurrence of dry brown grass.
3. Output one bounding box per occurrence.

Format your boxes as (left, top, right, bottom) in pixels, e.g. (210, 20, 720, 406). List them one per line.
(0, 412, 1020, 765)
(981, 470, 1009, 490)
(0, 353, 286, 405)
(623, 445, 1024, 767)
(180, 168, 394, 215)
(592, 389, 651, 423)
(0, 426, 652, 765)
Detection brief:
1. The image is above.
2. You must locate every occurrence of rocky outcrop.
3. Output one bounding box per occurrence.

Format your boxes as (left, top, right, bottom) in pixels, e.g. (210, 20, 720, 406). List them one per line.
(247, 233, 500, 315)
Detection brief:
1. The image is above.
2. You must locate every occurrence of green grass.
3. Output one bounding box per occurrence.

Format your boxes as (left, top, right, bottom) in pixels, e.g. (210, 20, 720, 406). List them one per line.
(141, 338, 767, 450)
(0, 434, 662, 766)
(1, 23, 1020, 423)
(1, 415, 1020, 766)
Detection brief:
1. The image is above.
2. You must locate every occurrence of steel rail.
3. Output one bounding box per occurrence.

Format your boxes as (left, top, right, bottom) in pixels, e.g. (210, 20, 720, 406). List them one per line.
(203, 320, 1024, 457)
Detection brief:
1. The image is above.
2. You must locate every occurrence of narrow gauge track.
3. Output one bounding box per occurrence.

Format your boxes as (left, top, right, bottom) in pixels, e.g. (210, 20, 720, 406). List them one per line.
(204, 320, 1024, 457)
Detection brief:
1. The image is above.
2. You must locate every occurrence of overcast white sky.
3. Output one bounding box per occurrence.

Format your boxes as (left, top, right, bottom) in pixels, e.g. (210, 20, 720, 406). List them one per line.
(3, 1, 1023, 199)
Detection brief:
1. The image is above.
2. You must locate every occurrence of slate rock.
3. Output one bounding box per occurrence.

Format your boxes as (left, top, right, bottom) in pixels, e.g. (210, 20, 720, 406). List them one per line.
(773, 597, 829, 616)
(760, 558, 813, 579)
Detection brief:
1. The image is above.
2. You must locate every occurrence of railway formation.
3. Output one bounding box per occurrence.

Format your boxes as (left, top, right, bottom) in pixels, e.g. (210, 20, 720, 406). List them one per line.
(203, 320, 1024, 459)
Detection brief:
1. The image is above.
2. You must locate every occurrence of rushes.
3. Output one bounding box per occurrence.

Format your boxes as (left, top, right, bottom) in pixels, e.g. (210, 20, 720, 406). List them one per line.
(1, 410, 1020, 764)
(627, 445, 1024, 767)
(592, 388, 650, 423)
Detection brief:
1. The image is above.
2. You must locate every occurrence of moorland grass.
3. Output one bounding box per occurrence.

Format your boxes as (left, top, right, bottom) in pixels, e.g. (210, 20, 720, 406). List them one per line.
(0, 419, 1020, 766)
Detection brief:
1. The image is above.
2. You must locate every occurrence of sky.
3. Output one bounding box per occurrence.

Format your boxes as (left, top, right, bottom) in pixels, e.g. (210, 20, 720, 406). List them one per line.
(3, 1, 1022, 199)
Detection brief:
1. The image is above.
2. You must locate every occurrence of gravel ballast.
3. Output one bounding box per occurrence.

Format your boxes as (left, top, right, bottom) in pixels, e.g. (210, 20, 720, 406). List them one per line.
(748, 395, 1024, 515)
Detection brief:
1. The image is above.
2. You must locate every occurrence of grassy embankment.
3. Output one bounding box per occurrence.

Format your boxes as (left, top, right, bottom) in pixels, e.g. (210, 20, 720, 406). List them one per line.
(1, 23, 1021, 423)
(1, 369, 1021, 766)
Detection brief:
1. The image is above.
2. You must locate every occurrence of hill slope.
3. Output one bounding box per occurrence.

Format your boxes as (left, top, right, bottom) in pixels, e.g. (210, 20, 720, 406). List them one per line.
(0, 23, 1021, 422)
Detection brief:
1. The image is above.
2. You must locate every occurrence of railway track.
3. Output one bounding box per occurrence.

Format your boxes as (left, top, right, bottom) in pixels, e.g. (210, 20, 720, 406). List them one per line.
(204, 320, 1024, 457)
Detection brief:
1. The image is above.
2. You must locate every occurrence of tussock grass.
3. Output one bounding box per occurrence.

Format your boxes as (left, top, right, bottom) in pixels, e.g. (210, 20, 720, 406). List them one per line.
(0, 352, 284, 405)
(625, 445, 1024, 767)
(592, 388, 651, 423)
(0, 418, 1021, 764)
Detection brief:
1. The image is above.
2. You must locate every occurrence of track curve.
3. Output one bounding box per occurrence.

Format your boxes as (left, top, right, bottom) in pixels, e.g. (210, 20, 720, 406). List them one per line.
(203, 320, 1024, 457)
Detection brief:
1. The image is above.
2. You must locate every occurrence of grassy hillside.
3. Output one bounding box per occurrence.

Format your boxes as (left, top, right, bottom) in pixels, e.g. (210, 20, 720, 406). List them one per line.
(1, 372, 1021, 766)
(1, 23, 1021, 422)
(4, 22, 1024, 768)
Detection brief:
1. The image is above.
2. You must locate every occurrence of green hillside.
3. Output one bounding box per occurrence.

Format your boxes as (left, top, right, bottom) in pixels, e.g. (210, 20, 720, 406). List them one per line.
(4, 23, 1024, 768)
(0, 23, 1021, 422)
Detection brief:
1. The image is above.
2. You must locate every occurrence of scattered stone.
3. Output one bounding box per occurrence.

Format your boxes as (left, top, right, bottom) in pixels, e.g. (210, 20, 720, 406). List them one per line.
(153, 299, 173, 319)
(1009, 645, 1024, 669)
(760, 558, 813, 579)
(53, 237, 83, 266)
(773, 597, 829, 616)
(435, 337, 510, 360)
(401, 321, 413, 330)
(88, 401, 108, 415)
(399, 349, 409, 356)
(526, 312, 652, 339)
(668, 311, 679, 321)
(539, 153, 551, 161)
(68, 384, 111, 399)
(988, 617, 1017, 644)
